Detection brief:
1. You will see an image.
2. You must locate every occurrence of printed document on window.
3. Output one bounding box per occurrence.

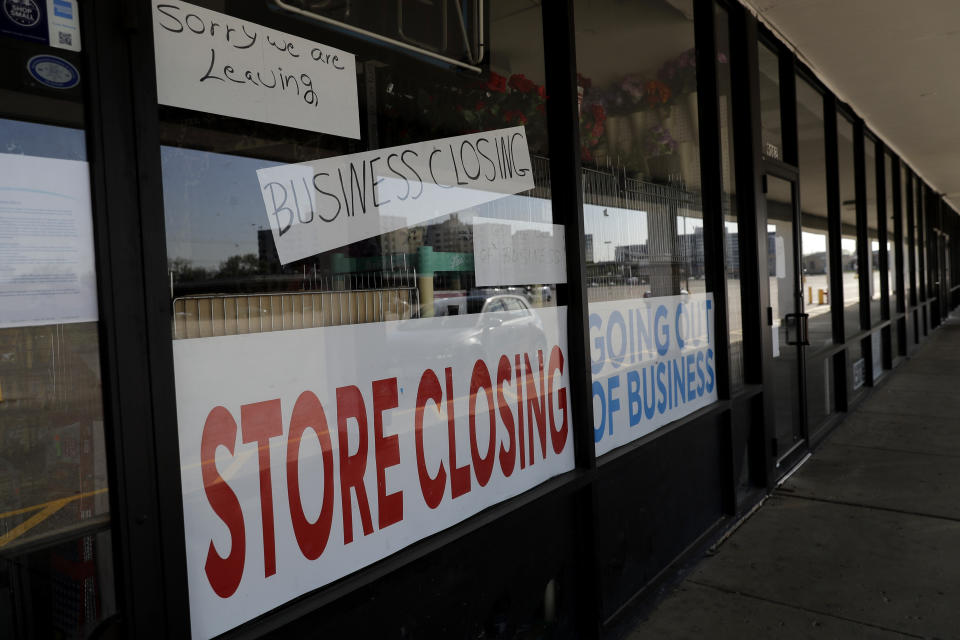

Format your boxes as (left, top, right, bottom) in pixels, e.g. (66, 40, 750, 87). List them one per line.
(0, 153, 98, 328)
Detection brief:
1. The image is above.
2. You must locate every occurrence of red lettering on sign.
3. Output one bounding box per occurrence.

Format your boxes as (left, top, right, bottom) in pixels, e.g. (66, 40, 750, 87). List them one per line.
(286, 391, 335, 560)
(336, 385, 374, 544)
(496, 355, 516, 477)
(201, 406, 245, 598)
(415, 369, 446, 508)
(445, 367, 471, 498)
(524, 350, 547, 465)
(241, 399, 283, 577)
(372, 377, 403, 529)
(548, 346, 569, 454)
(468, 359, 496, 487)
(514, 354, 526, 469)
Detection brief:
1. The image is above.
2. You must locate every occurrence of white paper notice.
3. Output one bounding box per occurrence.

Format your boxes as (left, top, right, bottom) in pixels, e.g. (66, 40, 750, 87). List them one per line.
(47, 0, 81, 52)
(256, 126, 536, 264)
(0, 153, 98, 328)
(472, 217, 566, 286)
(151, 0, 359, 138)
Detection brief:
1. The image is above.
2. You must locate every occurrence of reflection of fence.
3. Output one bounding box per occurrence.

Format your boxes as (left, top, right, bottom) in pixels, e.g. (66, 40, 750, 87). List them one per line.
(172, 273, 419, 339)
(582, 167, 703, 297)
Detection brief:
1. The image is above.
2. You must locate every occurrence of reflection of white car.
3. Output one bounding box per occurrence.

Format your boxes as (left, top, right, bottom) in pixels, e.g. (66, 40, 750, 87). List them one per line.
(417, 294, 547, 363)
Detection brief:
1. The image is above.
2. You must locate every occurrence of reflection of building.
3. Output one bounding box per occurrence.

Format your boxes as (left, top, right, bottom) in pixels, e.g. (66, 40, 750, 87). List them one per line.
(725, 230, 741, 277)
(803, 252, 828, 274)
(611, 228, 705, 278)
(585, 234, 594, 263)
(423, 213, 472, 253)
(257, 229, 281, 271)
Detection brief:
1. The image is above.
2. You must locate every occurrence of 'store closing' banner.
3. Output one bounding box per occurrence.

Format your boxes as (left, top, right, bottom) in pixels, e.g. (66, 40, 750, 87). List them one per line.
(256, 126, 535, 264)
(173, 307, 573, 639)
(591, 294, 717, 456)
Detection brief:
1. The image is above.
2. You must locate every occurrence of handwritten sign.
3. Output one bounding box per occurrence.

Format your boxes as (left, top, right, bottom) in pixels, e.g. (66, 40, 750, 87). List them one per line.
(151, 0, 359, 138)
(256, 126, 536, 264)
(473, 217, 566, 286)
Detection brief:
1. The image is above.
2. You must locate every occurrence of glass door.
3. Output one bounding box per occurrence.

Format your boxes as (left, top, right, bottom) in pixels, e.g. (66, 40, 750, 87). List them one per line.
(0, 21, 117, 638)
(763, 168, 809, 469)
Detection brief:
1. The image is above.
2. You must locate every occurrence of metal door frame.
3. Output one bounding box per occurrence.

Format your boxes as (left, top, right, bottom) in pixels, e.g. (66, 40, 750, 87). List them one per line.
(760, 159, 811, 473)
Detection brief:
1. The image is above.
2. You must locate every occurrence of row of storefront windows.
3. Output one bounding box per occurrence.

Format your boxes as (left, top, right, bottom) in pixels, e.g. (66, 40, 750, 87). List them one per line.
(2, 0, 958, 637)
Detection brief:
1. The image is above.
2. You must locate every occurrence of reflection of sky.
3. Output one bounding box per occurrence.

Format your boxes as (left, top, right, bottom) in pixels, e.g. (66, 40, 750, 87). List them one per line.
(0, 117, 85, 160)
(802, 231, 827, 255)
(162, 146, 281, 269)
(584, 203, 703, 262)
(840, 237, 857, 253)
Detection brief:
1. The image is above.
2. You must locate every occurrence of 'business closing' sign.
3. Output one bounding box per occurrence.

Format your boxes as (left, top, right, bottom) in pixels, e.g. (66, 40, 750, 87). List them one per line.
(590, 294, 717, 456)
(256, 126, 536, 264)
(173, 307, 573, 639)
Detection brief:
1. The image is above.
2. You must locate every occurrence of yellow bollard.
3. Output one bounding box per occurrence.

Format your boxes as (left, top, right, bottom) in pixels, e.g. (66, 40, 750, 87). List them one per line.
(808, 286, 813, 304)
(817, 288, 826, 305)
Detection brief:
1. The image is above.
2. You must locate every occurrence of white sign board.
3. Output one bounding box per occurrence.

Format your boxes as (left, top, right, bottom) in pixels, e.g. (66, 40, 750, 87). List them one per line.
(47, 0, 81, 51)
(256, 126, 536, 264)
(151, 0, 359, 138)
(173, 306, 573, 639)
(472, 217, 566, 286)
(0, 153, 98, 328)
(589, 294, 717, 456)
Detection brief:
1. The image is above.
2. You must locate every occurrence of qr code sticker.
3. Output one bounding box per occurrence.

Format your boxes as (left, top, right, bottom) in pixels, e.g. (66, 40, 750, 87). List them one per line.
(58, 32, 72, 46)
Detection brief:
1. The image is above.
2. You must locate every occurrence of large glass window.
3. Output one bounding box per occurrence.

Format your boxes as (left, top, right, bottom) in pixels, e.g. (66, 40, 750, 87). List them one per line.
(716, 4, 743, 391)
(913, 176, 927, 302)
(0, 27, 116, 640)
(904, 170, 916, 344)
(154, 2, 575, 637)
(885, 151, 901, 359)
(865, 135, 882, 327)
(575, 0, 718, 457)
(796, 78, 834, 429)
(758, 42, 782, 160)
(837, 113, 859, 341)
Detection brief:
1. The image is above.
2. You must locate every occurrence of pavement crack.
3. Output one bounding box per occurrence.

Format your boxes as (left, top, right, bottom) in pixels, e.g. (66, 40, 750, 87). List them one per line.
(684, 579, 927, 639)
(774, 492, 960, 523)
(822, 441, 960, 459)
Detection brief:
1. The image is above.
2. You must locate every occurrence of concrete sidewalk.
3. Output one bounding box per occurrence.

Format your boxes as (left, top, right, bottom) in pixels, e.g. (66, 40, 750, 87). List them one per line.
(631, 317, 960, 639)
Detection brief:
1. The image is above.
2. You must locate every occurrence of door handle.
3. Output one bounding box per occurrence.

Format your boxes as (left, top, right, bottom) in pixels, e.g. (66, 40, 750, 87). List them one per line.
(784, 312, 810, 346)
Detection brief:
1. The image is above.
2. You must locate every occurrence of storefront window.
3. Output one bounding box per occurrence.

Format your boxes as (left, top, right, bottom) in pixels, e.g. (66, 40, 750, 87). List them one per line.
(574, 0, 717, 456)
(152, 2, 574, 637)
(913, 176, 927, 302)
(758, 42, 782, 160)
(904, 170, 915, 344)
(796, 78, 834, 429)
(837, 113, 859, 341)
(865, 135, 882, 326)
(716, 4, 742, 391)
(885, 152, 901, 358)
(0, 24, 116, 639)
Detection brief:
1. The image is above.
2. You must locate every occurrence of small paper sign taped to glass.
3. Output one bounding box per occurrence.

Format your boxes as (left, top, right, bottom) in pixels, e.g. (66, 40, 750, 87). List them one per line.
(472, 217, 566, 286)
(151, 0, 359, 138)
(256, 126, 536, 265)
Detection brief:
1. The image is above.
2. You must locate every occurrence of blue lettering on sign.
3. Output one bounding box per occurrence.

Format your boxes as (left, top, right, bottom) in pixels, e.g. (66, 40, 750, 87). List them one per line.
(591, 295, 717, 447)
(654, 305, 669, 355)
(592, 381, 605, 443)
